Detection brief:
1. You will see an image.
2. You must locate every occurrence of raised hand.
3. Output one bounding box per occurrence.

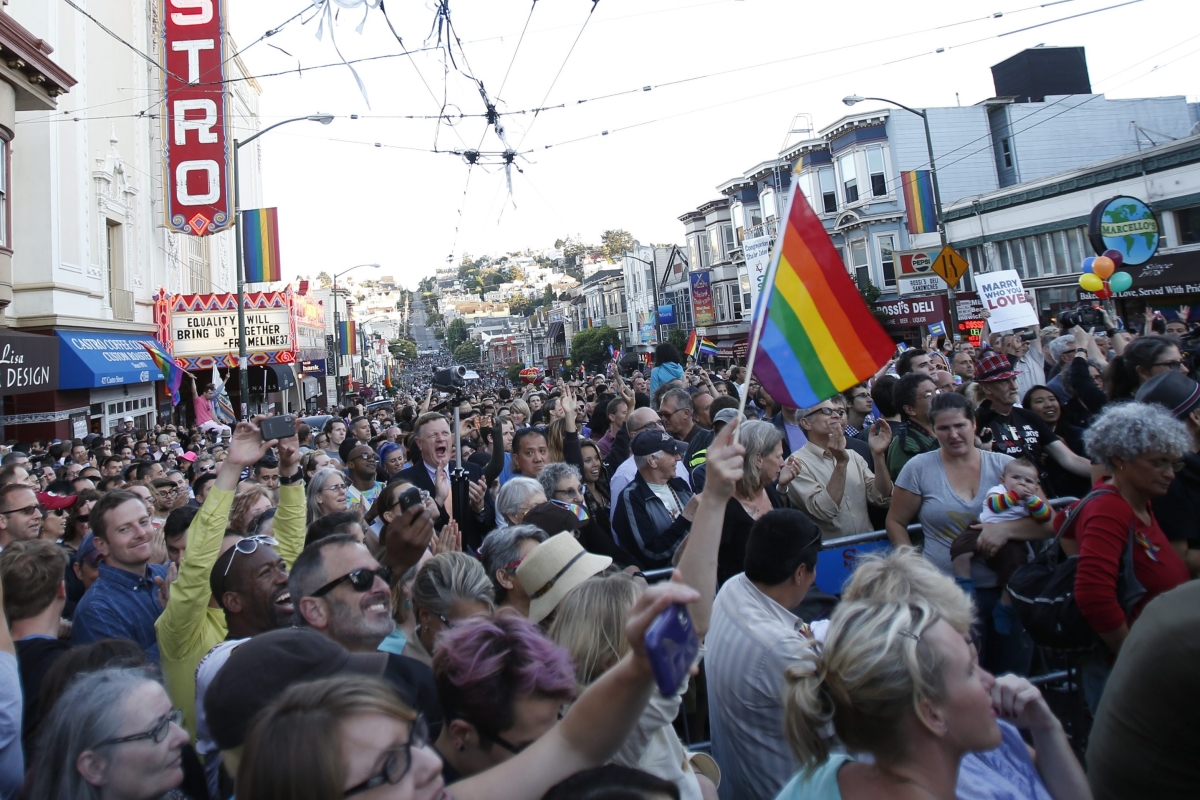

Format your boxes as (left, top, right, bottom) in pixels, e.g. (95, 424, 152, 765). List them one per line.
(380, 501, 437, 574)
(827, 429, 849, 465)
(868, 418, 892, 457)
(154, 561, 178, 608)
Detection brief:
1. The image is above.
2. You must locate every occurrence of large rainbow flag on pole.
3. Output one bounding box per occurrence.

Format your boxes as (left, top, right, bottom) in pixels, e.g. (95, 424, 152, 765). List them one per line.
(684, 330, 698, 358)
(241, 208, 282, 283)
(140, 341, 183, 405)
(745, 185, 895, 409)
(338, 321, 358, 355)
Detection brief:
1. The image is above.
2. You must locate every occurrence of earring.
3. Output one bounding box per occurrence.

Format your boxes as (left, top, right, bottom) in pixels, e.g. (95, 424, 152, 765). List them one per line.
(458, 744, 465, 752)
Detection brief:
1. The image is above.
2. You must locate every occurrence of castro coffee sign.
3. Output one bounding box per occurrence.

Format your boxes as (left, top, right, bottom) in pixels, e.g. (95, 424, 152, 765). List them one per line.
(0, 332, 58, 397)
(161, 0, 232, 236)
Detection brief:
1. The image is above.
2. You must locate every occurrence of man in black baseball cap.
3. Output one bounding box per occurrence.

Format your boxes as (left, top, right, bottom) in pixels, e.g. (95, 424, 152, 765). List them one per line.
(1137, 371, 1200, 576)
(611, 430, 697, 569)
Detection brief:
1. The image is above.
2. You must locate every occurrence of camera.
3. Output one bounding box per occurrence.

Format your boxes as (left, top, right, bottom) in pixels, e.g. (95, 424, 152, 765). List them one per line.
(1058, 305, 1105, 330)
(433, 365, 467, 392)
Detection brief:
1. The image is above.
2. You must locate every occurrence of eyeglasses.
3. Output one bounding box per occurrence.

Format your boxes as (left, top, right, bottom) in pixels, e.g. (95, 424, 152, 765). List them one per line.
(96, 709, 183, 748)
(323, 483, 348, 493)
(1154, 360, 1187, 371)
(553, 485, 584, 500)
(222, 535, 279, 578)
(475, 725, 534, 755)
(919, 389, 944, 401)
(804, 407, 846, 418)
(155, 487, 179, 497)
(659, 407, 688, 420)
(311, 565, 394, 598)
(343, 716, 429, 797)
(354, 454, 380, 463)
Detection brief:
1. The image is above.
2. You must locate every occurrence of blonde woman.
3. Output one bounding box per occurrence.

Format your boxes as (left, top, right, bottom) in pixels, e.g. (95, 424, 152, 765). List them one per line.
(509, 398, 531, 428)
(405, 551, 495, 665)
(229, 484, 274, 536)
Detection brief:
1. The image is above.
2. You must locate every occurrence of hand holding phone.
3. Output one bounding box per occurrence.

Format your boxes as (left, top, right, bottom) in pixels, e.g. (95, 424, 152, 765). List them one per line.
(643, 603, 700, 697)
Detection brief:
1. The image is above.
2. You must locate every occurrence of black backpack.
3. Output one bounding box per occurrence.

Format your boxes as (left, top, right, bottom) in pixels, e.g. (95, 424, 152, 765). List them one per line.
(1007, 487, 1147, 652)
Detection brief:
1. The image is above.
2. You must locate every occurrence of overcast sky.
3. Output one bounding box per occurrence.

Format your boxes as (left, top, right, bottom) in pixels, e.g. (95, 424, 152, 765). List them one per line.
(226, 0, 1197, 289)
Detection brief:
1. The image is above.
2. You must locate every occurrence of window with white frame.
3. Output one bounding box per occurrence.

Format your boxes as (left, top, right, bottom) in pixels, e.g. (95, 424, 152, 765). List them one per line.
(818, 168, 837, 214)
(0, 139, 8, 248)
(850, 239, 869, 290)
(729, 283, 742, 319)
(760, 187, 777, 221)
(722, 224, 736, 256)
(866, 146, 887, 198)
(839, 152, 859, 204)
(715, 283, 728, 321)
(709, 227, 723, 263)
(877, 235, 896, 289)
(688, 236, 702, 273)
(699, 236, 712, 268)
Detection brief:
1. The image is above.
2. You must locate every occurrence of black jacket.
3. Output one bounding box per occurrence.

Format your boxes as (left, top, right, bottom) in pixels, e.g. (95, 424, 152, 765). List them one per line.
(395, 458, 496, 551)
(612, 473, 693, 569)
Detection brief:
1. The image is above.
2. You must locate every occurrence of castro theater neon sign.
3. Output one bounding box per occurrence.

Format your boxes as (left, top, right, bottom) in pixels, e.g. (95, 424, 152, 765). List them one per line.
(161, 0, 231, 236)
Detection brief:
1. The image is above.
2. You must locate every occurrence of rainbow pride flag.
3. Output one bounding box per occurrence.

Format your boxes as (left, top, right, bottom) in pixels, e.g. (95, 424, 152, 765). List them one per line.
(698, 337, 718, 357)
(338, 321, 358, 355)
(748, 185, 894, 408)
(140, 341, 183, 405)
(901, 170, 937, 235)
(684, 330, 698, 358)
(241, 207, 282, 283)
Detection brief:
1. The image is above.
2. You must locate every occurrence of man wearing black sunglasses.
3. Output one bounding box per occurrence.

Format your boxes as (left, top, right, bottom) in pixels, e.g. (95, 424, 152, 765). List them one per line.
(291, 535, 397, 653)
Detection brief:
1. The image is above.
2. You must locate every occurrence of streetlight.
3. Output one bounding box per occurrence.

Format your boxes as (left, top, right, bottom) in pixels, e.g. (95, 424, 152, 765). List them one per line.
(332, 262, 381, 404)
(624, 249, 662, 349)
(232, 113, 335, 417)
(843, 95, 958, 330)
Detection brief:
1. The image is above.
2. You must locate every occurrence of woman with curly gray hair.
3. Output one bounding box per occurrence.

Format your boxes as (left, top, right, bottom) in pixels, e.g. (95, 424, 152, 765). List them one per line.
(1069, 401, 1190, 711)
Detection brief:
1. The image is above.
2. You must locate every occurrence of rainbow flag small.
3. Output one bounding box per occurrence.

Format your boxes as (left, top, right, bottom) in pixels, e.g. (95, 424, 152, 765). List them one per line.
(339, 321, 358, 355)
(140, 341, 183, 405)
(901, 170, 937, 235)
(241, 207, 282, 283)
(748, 182, 894, 408)
(684, 330, 698, 358)
(698, 338, 718, 357)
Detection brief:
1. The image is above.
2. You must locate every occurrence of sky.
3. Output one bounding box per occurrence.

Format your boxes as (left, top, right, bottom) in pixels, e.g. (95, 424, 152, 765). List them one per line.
(225, 0, 1199, 289)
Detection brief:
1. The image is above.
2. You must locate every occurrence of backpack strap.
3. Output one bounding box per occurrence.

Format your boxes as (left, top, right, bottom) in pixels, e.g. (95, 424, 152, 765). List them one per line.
(1046, 486, 1116, 554)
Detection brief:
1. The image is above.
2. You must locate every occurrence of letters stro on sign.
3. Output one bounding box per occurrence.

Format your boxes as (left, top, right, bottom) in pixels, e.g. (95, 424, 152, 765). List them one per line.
(163, 0, 231, 236)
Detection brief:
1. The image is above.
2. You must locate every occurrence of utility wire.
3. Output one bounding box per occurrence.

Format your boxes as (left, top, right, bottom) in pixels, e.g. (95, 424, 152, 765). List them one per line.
(59, 0, 183, 82)
(514, 1, 600, 151)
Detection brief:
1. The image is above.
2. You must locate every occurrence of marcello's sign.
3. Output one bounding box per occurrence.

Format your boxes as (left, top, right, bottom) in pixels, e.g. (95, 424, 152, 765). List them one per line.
(1088, 195, 1160, 266)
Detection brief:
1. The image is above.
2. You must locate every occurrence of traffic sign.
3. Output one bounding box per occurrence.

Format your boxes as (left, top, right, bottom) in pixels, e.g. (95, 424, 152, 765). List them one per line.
(931, 245, 968, 286)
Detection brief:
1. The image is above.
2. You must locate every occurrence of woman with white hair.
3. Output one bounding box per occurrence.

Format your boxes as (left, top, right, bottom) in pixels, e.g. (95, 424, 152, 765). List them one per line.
(479, 524, 549, 616)
(496, 476, 546, 527)
(27, 667, 189, 800)
(305, 466, 349, 525)
(1068, 401, 1190, 711)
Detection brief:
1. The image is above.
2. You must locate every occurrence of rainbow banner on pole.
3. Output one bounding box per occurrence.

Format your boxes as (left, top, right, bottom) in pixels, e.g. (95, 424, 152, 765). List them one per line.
(901, 170, 937, 235)
(338, 321, 357, 355)
(698, 337, 718, 357)
(748, 185, 895, 409)
(241, 207, 282, 283)
(140, 341, 183, 405)
(684, 330, 698, 358)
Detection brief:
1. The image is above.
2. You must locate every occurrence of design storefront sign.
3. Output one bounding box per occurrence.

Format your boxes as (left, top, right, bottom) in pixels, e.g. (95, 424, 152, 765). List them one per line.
(0, 331, 58, 396)
(689, 271, 716, 327)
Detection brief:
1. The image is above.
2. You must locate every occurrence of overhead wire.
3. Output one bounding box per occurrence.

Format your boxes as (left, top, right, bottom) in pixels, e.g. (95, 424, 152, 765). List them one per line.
(514, 0, 601, 151)
(59, 0, 183, 82)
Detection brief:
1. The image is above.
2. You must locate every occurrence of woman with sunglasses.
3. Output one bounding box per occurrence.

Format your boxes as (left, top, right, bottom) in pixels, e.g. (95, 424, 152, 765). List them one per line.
(239, 576, 700, 800)
(308, 467, 350, 526)
(27, 666, 189, 800)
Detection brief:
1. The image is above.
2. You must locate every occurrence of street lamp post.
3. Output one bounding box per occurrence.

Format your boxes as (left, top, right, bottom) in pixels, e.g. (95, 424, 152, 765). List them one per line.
(232, 113, 334, 417)
(624, 249, 662, 350)
(331, 263, 381, 405)
(843, 95, 958, 332)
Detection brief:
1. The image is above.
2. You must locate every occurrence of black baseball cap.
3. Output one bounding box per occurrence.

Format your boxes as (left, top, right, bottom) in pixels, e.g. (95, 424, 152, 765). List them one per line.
(631, 429, 689, 457)
(204, 628, 386, 751)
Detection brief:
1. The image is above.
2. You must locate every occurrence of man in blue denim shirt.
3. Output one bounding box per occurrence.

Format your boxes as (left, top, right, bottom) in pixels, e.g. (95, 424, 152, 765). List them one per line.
(71, 489, 172, 661)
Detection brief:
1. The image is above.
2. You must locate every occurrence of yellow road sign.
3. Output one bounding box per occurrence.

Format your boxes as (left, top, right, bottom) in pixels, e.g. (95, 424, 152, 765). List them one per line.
(932, 245, 968, 286)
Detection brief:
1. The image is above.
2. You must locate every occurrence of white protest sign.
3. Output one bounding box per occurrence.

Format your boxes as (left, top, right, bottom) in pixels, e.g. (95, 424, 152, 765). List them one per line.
(743, 235, 773, 319)
(975, 270, 1039, 331)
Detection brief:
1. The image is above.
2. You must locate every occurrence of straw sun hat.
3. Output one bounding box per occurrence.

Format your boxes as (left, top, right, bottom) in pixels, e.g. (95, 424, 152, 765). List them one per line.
(516, 532, 612, 624)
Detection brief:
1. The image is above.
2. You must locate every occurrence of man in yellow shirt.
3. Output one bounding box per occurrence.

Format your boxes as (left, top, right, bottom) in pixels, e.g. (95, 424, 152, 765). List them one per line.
(155, 417, 306, 741)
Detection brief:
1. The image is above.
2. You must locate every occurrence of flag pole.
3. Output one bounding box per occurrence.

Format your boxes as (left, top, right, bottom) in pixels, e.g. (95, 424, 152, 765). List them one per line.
(734, 184, 795, 437)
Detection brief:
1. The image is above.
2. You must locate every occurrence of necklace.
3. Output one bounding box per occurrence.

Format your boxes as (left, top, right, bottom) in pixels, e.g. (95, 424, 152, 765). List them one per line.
(877, 767, 944, 800)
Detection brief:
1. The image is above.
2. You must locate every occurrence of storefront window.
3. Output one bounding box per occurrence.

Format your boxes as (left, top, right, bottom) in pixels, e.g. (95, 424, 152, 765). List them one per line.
(1051, 231, 1067, 275)
(1178, 207, 1200, 245)
(1066, 227, 1083, 267)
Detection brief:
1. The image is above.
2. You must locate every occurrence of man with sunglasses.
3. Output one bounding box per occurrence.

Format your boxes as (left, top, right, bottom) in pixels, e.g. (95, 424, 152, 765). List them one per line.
(0, 484, 42, 551)
(154, 416, 306, 742)
(345, 445, 384, 511)
(290, 534, 399, 653)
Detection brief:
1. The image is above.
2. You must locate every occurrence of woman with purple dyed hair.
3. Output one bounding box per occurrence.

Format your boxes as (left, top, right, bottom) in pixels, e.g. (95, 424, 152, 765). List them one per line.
(431, 613, 576, 782)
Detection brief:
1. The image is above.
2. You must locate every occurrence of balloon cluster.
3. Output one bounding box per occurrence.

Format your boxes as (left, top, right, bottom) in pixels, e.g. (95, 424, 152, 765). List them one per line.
(1079, 249, 1133, 298)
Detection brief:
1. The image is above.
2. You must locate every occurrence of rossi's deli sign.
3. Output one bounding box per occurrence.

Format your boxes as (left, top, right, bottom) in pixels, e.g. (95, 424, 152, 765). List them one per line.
(0, 331, 58, 396)
(161, 0, 232, 236)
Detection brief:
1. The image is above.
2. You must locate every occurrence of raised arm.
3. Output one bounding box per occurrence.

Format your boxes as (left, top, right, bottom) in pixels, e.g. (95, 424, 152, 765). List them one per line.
(273, 423, 305, 567)
(676, 420, 743, 639)
(452, 579, 701, 800)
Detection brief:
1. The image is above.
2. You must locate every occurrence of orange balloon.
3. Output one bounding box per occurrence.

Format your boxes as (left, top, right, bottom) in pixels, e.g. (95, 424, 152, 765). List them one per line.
(1092, 256, 1115, 280)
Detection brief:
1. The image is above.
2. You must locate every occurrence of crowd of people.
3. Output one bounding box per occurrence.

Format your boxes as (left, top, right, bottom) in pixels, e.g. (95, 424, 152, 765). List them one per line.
(0, 302, 1197, 799)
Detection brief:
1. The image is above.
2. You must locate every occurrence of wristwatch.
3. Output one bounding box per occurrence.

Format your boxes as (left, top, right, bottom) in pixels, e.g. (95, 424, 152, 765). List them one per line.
(279, 467, 304, 486)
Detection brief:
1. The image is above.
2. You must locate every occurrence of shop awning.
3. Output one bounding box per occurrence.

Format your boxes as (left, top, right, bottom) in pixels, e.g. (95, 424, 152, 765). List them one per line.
(0, 330, 58, 396)
(264, 363, 296, 392)
(56, 331, 165, 389)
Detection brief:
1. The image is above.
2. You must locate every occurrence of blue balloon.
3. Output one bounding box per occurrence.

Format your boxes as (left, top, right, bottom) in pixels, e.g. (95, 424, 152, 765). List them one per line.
(1081, 257, 1096, 274)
